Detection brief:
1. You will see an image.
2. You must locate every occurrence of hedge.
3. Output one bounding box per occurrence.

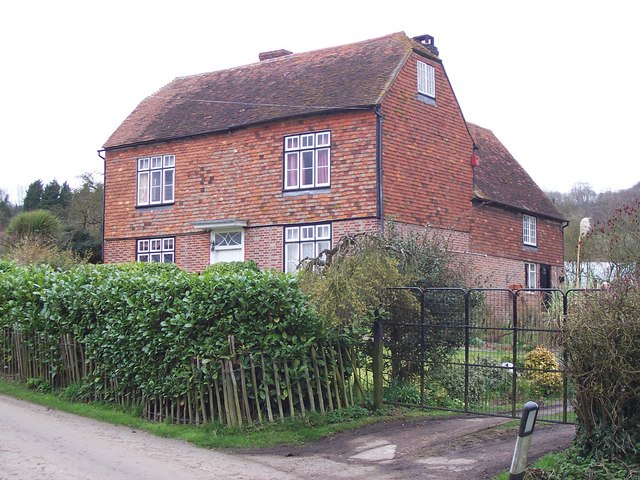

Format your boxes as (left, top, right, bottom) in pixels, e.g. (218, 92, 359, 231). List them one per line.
(0, 261, 325, 402)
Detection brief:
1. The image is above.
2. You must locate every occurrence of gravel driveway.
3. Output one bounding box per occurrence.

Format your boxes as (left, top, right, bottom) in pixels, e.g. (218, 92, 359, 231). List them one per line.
(0, 393, 574, 479)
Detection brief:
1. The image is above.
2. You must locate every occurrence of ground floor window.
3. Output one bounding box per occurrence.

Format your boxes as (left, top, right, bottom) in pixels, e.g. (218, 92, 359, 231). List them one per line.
(525, 262, 537, 288)
(210, 230, 244, 264)
(137, 237, 175, 263)
(284, 223, 331, 272)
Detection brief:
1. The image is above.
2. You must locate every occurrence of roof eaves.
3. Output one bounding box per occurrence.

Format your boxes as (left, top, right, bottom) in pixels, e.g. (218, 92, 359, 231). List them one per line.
(472, 194, 567, 222)
(103, 104, 378, 151)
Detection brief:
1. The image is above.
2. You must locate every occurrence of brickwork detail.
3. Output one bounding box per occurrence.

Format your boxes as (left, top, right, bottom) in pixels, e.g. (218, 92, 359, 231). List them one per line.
(177, 234, 210, 272)
(244, 226, 283, 270)
(103, 239, 135, 265)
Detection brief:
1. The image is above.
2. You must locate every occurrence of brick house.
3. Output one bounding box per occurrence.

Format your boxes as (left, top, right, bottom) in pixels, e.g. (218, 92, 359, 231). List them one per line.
(101, 32, 564, 288)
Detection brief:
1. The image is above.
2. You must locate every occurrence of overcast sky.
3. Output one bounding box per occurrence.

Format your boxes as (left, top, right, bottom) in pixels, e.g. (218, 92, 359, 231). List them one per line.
(1, 0, 638, 203)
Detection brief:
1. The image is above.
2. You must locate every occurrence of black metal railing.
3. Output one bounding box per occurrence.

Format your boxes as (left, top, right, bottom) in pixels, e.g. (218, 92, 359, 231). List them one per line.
(374, 287, 596, 424)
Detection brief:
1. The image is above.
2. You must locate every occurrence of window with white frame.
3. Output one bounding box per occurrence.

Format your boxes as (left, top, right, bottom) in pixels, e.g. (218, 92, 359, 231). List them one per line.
(283, 131, 331, 190)
(525, 262, 537, 288)
(137, 154, 175, 206)
(137, 237, 175, 263)
(213, 231, 242, 249)
(523, 214, 537, 246)
(210, 230, 244, 264)
(284, 223, 331, 272)
(417, 61, 435, 98)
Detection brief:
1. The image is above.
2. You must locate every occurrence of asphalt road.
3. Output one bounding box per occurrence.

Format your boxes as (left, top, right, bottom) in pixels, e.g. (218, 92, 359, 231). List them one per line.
(0, 393, 574, 479)
(0, 394, 302, 480)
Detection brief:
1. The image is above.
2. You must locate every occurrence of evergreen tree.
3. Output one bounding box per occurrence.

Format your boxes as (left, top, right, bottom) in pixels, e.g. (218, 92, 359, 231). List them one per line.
(0, 191, 11, 231)
(41, 179, 62, 210)
(23, 180, 44, 211)
(59, 182, 72, 209)
(66, 174, 104, 262)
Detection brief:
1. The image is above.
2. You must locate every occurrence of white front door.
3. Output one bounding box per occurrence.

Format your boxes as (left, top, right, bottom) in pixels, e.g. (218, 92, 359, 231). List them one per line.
(210, 230, 244, 264)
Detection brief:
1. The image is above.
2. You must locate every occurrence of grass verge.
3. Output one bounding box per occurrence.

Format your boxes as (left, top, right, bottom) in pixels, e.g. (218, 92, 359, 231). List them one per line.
(493, 451, 566, 479)
(0, 378, 443, 450)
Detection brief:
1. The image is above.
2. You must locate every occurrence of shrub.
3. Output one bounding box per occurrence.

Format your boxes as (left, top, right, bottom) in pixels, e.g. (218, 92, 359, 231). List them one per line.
(0, 262, 324, 399)
(3, 236, 85, 269)
(202, 260, 260, 275)
(430, 357, 512, 404)
(523, 346, 562, 397)
(385, 381, 421, 405)
(299, 224, 467, 378)
(565, 280, 640, 467)
(5, 209, 61, 240)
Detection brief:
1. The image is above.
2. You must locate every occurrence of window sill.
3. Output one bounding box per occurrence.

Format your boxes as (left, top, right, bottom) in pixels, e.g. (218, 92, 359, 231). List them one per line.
(136, 203, 175, 210)
(282, 188, 331, 197)
(416, 93, 436, 106)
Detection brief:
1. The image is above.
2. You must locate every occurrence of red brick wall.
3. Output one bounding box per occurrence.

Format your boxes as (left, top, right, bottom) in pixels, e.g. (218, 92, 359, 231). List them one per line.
(104, 218, 384, 273)
(470, 254, 564, 289)
(244, 226, 282, 270)
(471, 204, 564, 265)
(388, 222, 471, 253)
(104, 110, 378, 241)
(380, 52, 474, 231)
(103, 239, 134, 264)
(470, 204, 564, 287)
(177, 233, 210, 272)
(332, 217, 381, 239)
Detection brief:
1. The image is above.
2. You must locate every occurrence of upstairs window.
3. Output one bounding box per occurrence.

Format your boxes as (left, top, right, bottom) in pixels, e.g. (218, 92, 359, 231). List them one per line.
(417, 61, 435, 98)
(137, 237, 175, 263)
(284, 131, 331, 190)
(137, 154, 175, 206)
(523, 214, 537, 246)
(284, 223, 331, 272)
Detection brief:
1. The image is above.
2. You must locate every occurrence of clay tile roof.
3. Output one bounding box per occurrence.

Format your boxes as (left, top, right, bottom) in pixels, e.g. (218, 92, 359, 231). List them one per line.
(104, 32, 431, 149)
(469, 123, 565, 221)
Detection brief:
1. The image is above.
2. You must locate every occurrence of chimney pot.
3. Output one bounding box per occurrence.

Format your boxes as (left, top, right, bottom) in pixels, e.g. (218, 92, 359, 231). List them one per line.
(413, 34, 439, 56)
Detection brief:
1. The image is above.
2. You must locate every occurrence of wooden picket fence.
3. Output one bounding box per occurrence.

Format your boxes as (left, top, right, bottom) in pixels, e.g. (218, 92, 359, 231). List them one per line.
(1, 327, 366, 426)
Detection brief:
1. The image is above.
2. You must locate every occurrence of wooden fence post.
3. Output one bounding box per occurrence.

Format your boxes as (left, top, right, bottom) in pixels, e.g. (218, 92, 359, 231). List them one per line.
(372, 313, 384, 410)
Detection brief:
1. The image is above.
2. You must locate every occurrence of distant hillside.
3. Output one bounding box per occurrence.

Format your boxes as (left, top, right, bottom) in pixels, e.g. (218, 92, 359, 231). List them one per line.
(545, 182, 640, 260)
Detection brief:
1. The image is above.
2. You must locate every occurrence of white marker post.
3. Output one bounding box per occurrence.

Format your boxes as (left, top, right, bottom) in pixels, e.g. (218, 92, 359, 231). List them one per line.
(509, 401, 539, 480)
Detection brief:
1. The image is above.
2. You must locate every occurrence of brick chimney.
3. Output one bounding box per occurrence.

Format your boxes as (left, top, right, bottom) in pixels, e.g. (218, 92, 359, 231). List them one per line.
(412, 34, 439, 56)
(258, 49, 293, 61)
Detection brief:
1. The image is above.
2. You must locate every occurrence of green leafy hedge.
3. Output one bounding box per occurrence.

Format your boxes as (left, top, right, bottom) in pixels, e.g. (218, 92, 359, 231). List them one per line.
(0, 261, 323, 399)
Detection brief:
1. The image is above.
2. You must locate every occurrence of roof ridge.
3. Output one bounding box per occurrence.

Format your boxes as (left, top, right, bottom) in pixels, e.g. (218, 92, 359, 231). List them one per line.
(172, 31, 409, 82)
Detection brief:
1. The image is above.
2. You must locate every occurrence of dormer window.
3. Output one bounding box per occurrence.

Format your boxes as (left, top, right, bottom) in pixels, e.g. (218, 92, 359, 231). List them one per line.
(417, 61, 435, 98)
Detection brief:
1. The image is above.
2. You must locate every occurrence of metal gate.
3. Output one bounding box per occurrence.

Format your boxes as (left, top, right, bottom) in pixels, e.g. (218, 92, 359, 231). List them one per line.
(377, 288, 591, 424)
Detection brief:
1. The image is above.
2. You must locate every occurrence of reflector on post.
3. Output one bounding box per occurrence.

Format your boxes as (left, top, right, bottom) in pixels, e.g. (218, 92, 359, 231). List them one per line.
(509, 401, 539, 480)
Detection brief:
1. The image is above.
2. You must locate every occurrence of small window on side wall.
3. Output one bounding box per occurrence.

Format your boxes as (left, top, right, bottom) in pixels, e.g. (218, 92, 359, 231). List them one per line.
(525, 262, 537, 288)
(417, 61, 435, 98)
(523, 214, 537, 246)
